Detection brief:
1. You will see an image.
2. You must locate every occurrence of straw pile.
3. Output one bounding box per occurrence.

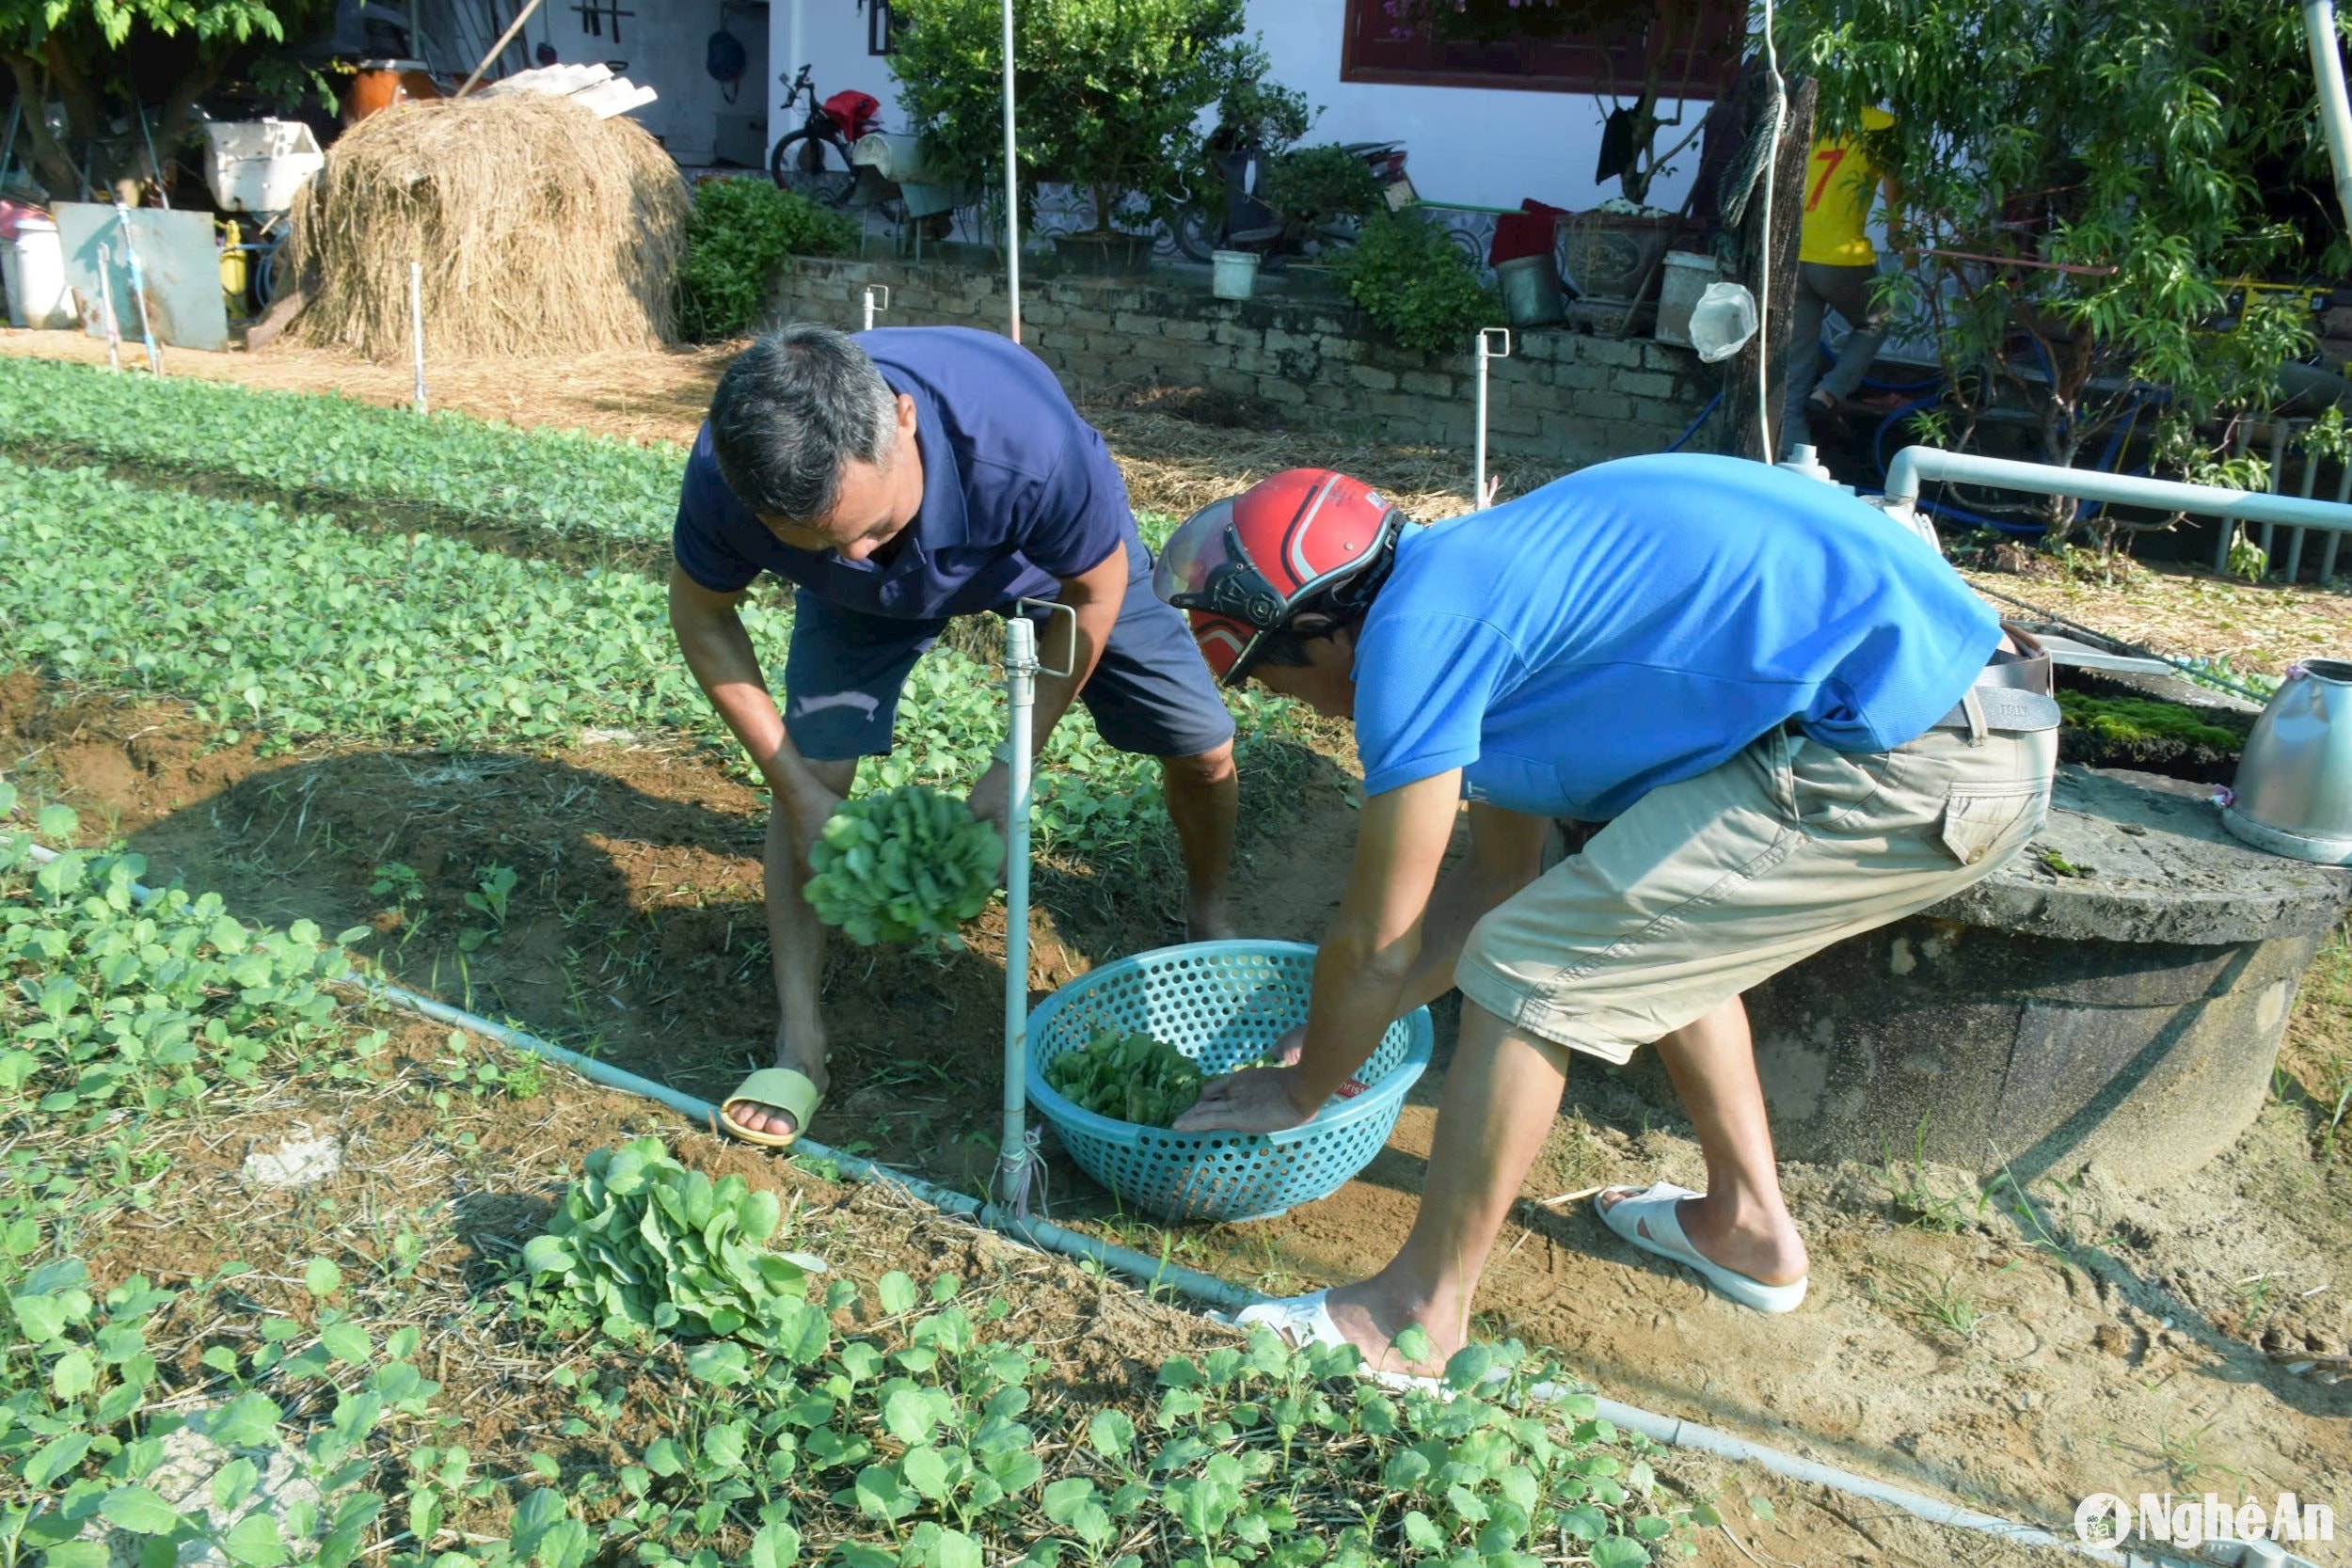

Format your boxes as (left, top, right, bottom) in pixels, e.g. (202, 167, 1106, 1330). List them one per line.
(281, 93, 689, 358)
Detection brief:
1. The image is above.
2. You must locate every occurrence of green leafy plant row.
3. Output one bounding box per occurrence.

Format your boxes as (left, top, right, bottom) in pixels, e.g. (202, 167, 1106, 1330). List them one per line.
(0, 356, 1190, 555)
(0, 818, 1696, 1568)
(0, 355, 683, 542)
(0, 458, 1278, 865)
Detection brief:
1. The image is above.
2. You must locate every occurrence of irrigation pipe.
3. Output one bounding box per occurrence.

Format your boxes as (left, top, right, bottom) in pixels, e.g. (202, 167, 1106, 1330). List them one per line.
(13, 842, 2210, 1566)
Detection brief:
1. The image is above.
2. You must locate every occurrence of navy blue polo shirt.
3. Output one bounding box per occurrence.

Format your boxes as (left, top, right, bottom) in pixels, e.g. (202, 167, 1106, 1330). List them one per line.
(673, 326, 1135, 619)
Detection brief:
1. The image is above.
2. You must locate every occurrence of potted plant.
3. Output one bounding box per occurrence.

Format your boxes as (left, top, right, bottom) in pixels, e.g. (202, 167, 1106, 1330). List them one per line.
(888, 0, 1265, 274)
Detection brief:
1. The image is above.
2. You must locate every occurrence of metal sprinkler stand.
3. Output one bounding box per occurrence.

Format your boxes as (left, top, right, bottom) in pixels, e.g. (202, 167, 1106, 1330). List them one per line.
(994, 598, 1075, 1216)
(1474, 327, 1512, 508)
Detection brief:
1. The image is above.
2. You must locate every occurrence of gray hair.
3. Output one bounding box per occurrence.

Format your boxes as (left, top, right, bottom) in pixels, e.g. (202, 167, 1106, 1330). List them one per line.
(708, 324, 899, 522)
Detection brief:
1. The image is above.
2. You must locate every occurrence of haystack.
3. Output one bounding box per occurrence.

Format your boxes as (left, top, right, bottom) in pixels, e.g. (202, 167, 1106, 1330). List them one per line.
(281, 93, 689, 358)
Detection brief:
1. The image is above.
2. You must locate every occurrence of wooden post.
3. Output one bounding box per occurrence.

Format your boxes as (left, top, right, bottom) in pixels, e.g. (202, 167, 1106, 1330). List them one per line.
(1724, 73, 1815, 461)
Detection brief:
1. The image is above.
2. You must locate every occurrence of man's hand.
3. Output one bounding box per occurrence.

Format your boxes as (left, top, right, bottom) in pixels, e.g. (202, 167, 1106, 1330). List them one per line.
(1174, 1066, 1316, 1134)
(962, 760, 1014, 879)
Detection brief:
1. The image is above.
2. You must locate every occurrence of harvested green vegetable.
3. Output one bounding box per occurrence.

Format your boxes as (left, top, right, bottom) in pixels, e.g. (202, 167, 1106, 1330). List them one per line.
(1045, 1027, 1204, 1127)
(803, 784, 1002, 945)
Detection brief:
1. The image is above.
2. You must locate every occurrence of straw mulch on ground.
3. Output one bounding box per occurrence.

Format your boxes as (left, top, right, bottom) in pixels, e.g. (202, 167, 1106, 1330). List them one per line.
(281, 93, 689, 360)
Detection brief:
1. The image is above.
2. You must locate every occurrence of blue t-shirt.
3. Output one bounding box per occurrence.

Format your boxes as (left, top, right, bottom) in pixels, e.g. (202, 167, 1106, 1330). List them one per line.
(672, 326, 1134, 620)
(1352, 454, 2000, 820)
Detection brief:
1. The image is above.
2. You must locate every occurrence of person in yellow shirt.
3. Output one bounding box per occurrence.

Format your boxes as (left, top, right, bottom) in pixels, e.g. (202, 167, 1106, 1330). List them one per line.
(1784, 105, 1900, 457)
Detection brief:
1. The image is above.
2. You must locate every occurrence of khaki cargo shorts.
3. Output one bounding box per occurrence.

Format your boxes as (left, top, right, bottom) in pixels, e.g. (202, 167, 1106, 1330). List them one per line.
(1457, 721, 2058, 1063)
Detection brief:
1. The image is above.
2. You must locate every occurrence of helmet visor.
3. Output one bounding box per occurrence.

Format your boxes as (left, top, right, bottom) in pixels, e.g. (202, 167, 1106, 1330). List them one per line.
(1151, 498, 1289, 629)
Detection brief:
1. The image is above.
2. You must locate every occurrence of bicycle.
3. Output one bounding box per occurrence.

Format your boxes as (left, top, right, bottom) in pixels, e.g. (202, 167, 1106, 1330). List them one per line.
(768, 63, 872, 206)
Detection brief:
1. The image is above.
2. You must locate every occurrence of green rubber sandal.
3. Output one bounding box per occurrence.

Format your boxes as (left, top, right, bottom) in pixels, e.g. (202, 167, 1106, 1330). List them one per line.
(719, 1067, 823, 1149)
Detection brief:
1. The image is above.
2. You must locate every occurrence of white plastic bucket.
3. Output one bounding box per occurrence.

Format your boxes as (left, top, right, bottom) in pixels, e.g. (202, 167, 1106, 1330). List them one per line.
(1210, 248, 1260, 301)
(1655, 250, 1722, 348)
(2, 220, 74, 329)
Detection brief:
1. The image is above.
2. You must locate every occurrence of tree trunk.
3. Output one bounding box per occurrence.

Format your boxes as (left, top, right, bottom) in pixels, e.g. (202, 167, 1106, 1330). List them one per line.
(1723, 72, 1816, 462)
(2, 51, 87, 198)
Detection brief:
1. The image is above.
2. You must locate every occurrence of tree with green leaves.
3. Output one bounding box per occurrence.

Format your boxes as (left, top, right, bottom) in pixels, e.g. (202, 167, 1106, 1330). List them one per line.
(885, 0, 1262, 238)
(2, 0, 327, 201)
(1775, 0, 2349, 548)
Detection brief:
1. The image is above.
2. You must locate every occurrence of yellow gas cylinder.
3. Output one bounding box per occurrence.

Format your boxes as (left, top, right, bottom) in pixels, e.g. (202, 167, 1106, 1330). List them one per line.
(218, 219, 248, 315)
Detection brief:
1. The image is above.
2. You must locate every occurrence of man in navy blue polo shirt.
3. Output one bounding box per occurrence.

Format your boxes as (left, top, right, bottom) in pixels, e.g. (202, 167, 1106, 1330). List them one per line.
(669, 323, 1240, 1148)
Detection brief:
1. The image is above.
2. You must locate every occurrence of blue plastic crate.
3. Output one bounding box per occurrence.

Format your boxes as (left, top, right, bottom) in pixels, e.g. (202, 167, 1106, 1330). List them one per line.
(1026, 941, 1432, 1223)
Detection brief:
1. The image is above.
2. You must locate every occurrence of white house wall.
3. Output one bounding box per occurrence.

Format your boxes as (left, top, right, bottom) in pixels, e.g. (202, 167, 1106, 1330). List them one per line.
(768, 0, 1711, 213)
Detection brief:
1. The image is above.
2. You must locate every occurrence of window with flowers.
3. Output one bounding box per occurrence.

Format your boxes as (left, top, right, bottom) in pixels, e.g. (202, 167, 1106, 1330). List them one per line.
(1343, 0, 1742, 96)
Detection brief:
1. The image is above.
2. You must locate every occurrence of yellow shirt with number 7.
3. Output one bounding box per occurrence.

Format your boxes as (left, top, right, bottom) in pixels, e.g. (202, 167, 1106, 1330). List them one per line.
(1799, 105, 1896, 267)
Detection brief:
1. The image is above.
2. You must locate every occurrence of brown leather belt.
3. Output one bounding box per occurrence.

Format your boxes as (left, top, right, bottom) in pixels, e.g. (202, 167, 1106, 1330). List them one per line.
(1930, 626, 2060, 734)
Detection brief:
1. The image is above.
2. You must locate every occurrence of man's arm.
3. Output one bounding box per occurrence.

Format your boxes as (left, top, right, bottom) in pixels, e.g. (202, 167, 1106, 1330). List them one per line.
(1389, 803, 1549, 1015)
(1175, 770, 1465, 1132)
(667, 563, 835, 816)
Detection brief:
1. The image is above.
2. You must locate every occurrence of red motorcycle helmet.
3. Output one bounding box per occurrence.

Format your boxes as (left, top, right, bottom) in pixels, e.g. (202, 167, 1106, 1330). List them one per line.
(1152, 468, 1406, 685)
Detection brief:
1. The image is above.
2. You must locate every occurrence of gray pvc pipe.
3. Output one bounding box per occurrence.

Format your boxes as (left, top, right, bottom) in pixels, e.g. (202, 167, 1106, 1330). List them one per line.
(17, 840, 2177, 1566)
(1884, 445, 2352, 537)
(2307, 0, 2352, 240)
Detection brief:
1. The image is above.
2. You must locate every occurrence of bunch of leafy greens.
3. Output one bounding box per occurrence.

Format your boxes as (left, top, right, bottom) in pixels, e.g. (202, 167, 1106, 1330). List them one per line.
(1044, 1027, 1204, 1127)
(803, 785, 1004, 946)
(517, 1138, 830, 1348)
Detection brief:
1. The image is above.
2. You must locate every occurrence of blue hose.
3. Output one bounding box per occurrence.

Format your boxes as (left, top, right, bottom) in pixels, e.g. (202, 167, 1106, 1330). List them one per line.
(1663, 390, 1724, 453)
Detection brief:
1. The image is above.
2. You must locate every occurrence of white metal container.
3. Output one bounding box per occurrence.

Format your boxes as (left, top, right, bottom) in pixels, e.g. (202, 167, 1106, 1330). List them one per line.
(1655, 249, 1723, 348)
(1210, 248, 1260, 300)
(1, 218, 73, 329)
(201, 119, 326, 214)
(2224, 658, 2352, 864)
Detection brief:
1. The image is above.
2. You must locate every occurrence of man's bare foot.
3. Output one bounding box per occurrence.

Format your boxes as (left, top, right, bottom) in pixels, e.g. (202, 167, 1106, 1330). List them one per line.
(1319, 1278, 1458, 1380)
(1594, 1185, 1808, 1288)
(723, 1030, 829, 1142)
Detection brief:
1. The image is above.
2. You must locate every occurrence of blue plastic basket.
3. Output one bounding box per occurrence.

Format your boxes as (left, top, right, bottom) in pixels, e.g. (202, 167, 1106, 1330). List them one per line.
(1026, 941, 1433, 1223)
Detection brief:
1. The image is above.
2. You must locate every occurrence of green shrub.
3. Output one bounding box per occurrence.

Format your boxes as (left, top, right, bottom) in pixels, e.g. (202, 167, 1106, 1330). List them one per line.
(1333, 211, 1501, 355)
(890, 0, 1259, 234)
(1259, 142, 1382, 238)
(674, 179, 859, 343)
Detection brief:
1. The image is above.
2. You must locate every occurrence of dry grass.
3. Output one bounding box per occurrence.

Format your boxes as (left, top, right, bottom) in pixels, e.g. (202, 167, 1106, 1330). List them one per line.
(282, 95, 689, 360)
(1959, 560, 2352, 674)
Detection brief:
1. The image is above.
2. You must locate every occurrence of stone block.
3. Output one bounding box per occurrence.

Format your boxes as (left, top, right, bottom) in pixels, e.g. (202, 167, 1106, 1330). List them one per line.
(1581, 336, 1644, 369)
(1213, 321, 1257, 349)
(1314, 335, 1364, 363)
(1613, 371, 1679, 401)
(1160, 318, 1213, 343)
(1643, 341, 1701, 373)
(1349, 364, 1401, 393)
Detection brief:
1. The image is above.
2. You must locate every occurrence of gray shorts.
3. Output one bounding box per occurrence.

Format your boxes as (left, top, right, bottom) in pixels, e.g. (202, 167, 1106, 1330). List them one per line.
(782, 535, 1237, 762)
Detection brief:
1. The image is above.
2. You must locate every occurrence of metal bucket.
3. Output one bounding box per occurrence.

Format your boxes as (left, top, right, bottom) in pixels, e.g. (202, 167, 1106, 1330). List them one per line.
(2223, 658, 2352, 864)
(1497, 253, 1566, 327)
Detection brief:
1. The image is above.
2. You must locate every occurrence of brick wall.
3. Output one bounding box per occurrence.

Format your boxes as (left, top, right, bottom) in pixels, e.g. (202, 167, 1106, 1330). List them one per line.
(772, 256, 1716, 467)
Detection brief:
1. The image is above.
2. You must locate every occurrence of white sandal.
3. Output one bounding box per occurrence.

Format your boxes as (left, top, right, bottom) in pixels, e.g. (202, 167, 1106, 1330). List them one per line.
(1596, 1182, 1808, 1314)
(1227, 1291, 1441, 1394)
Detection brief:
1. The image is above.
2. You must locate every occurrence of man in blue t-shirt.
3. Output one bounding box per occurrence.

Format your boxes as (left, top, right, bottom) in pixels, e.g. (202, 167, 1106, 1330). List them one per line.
(1153, 458, 2058, 1375)
(670, 324, 1239, 1148)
